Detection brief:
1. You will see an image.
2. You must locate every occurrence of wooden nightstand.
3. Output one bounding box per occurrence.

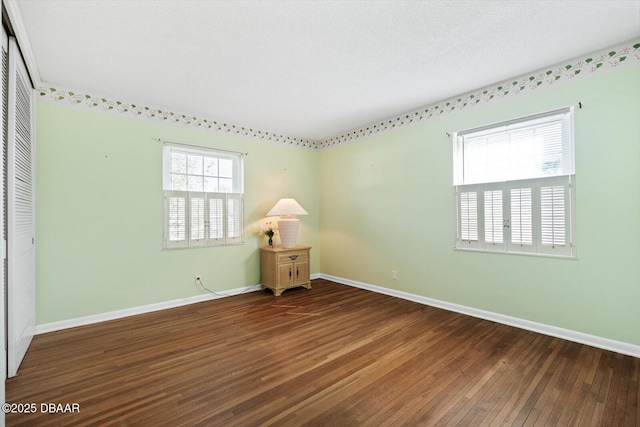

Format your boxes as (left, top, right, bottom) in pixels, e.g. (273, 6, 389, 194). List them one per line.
(260, 246, 311, 296)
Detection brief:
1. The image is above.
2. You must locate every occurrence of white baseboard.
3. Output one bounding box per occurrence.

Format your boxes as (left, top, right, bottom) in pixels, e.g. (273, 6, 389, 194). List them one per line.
(37, 276, 324, 335)
(320, 274, 640, 359)
(36, 274, 639, 360)
(35, 284, 262, 335)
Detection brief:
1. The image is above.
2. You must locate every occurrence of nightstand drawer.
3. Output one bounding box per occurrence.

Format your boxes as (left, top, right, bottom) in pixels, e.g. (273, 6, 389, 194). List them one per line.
(277, 251, 308, 264)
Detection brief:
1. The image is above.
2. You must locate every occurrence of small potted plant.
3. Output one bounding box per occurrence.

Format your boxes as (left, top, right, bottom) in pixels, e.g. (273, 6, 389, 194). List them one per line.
(256, 221, 278, 247)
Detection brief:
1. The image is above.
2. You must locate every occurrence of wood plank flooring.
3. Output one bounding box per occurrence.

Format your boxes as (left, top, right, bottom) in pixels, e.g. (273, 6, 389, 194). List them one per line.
(6, 279, 639, 426)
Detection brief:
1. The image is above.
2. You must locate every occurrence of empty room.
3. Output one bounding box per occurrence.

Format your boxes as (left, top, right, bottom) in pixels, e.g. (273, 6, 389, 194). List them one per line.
(2, 0, 640, 425)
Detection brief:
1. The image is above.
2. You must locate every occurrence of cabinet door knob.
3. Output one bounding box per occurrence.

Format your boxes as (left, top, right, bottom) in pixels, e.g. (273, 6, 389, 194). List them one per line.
(289, 255, 298, 260)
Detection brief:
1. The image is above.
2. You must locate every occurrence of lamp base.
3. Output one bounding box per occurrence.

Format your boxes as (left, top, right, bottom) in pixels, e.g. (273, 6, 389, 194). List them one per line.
(277, 218, 300, 248)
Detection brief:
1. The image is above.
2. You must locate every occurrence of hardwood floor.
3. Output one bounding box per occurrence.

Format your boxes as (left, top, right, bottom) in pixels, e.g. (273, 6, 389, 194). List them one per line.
(6, 279, 639, 426)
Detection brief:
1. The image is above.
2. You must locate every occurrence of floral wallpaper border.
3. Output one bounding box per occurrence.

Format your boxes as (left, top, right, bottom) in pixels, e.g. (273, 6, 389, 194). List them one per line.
(38, 41, 640, 151)
(36, 89, 318, 150)
(318, 41, 640, 149)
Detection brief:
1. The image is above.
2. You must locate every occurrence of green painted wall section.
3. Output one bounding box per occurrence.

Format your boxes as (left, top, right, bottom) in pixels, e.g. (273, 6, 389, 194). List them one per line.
(36, 104, 319, 324)
(319, 64, 640, 346)
(37, 63, 640, 347)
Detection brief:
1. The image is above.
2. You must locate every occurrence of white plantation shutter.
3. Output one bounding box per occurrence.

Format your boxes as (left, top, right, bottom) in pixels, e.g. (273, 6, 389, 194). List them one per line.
(458, 190, 478, 244)
(206, 193, 243, 246)
(165, 191, 187, 248)
(208, 195, 224, 243)
(455, 177, 573, 256)
(189, 194, 206, 246)
(226, 194, 243, 244)
(163, 190, 244, 248)
(7, 36, 36, 377)
(510, 187, 533, 248)
(484, 190, 503, 246)
(541, 186, 566, 246)
(539, 178, 573, 256)
(162, 143, 244, 248)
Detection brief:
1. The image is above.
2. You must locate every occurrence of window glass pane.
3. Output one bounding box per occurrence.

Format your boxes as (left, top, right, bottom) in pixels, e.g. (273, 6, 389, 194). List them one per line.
(219, 158, 233, 178)
(171, 174, 187, 191)
(204, 156, 218, 177)
(203, 177, 219, 192)
(171, 152, 187, 174)
(187, 154, 203, 175)
(219, 178, 232, 193)
(187, 175, 203, 192)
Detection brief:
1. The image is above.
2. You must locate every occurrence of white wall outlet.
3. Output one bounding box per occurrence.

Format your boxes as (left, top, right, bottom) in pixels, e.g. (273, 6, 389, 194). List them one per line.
(392, 270, 397, 280)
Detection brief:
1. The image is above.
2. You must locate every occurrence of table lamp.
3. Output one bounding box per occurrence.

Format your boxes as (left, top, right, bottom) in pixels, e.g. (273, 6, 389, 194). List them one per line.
(267, 198, 308, 248)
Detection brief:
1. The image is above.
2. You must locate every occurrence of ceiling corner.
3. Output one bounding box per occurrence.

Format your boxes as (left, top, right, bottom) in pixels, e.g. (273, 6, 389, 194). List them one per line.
(4, 0, 42, 88)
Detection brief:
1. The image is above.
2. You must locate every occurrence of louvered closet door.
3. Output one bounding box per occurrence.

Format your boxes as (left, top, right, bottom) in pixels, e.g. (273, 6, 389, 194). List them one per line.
(6, 37, 35, 378)
(1, 25, 8, 411)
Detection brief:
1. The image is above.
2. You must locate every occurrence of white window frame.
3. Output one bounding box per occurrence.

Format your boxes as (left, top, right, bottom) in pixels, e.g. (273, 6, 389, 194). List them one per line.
(162, 143, 244, 249)
(453, 108, 576, 258)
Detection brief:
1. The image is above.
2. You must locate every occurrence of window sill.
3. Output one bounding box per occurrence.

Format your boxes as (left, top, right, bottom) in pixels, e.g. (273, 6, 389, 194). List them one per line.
(162, 242, 245, 251)
(454, 247, 577, 260)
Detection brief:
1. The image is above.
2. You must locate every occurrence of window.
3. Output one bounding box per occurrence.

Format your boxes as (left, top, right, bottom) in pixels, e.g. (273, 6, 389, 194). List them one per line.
(162, 143, 244, 249)
(453, 108, 575, 257)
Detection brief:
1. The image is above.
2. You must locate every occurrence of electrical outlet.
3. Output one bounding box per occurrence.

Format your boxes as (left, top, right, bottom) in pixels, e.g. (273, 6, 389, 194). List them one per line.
(392, 270, 397, 280)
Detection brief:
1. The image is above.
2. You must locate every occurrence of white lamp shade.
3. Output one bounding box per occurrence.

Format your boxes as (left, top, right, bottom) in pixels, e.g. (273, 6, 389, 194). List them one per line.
(266, 198, 308, 217)
(267, 198, 307, 248)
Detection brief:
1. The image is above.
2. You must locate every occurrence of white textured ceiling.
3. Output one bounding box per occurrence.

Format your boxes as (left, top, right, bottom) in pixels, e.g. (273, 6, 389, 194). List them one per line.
(10, 0, 640, 142)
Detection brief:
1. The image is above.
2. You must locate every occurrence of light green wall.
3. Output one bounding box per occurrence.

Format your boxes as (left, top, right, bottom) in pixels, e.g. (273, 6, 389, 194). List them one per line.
(36, 103, 319, 324)
(319, 64, 640, 346)
(36, 63, 640, 347)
